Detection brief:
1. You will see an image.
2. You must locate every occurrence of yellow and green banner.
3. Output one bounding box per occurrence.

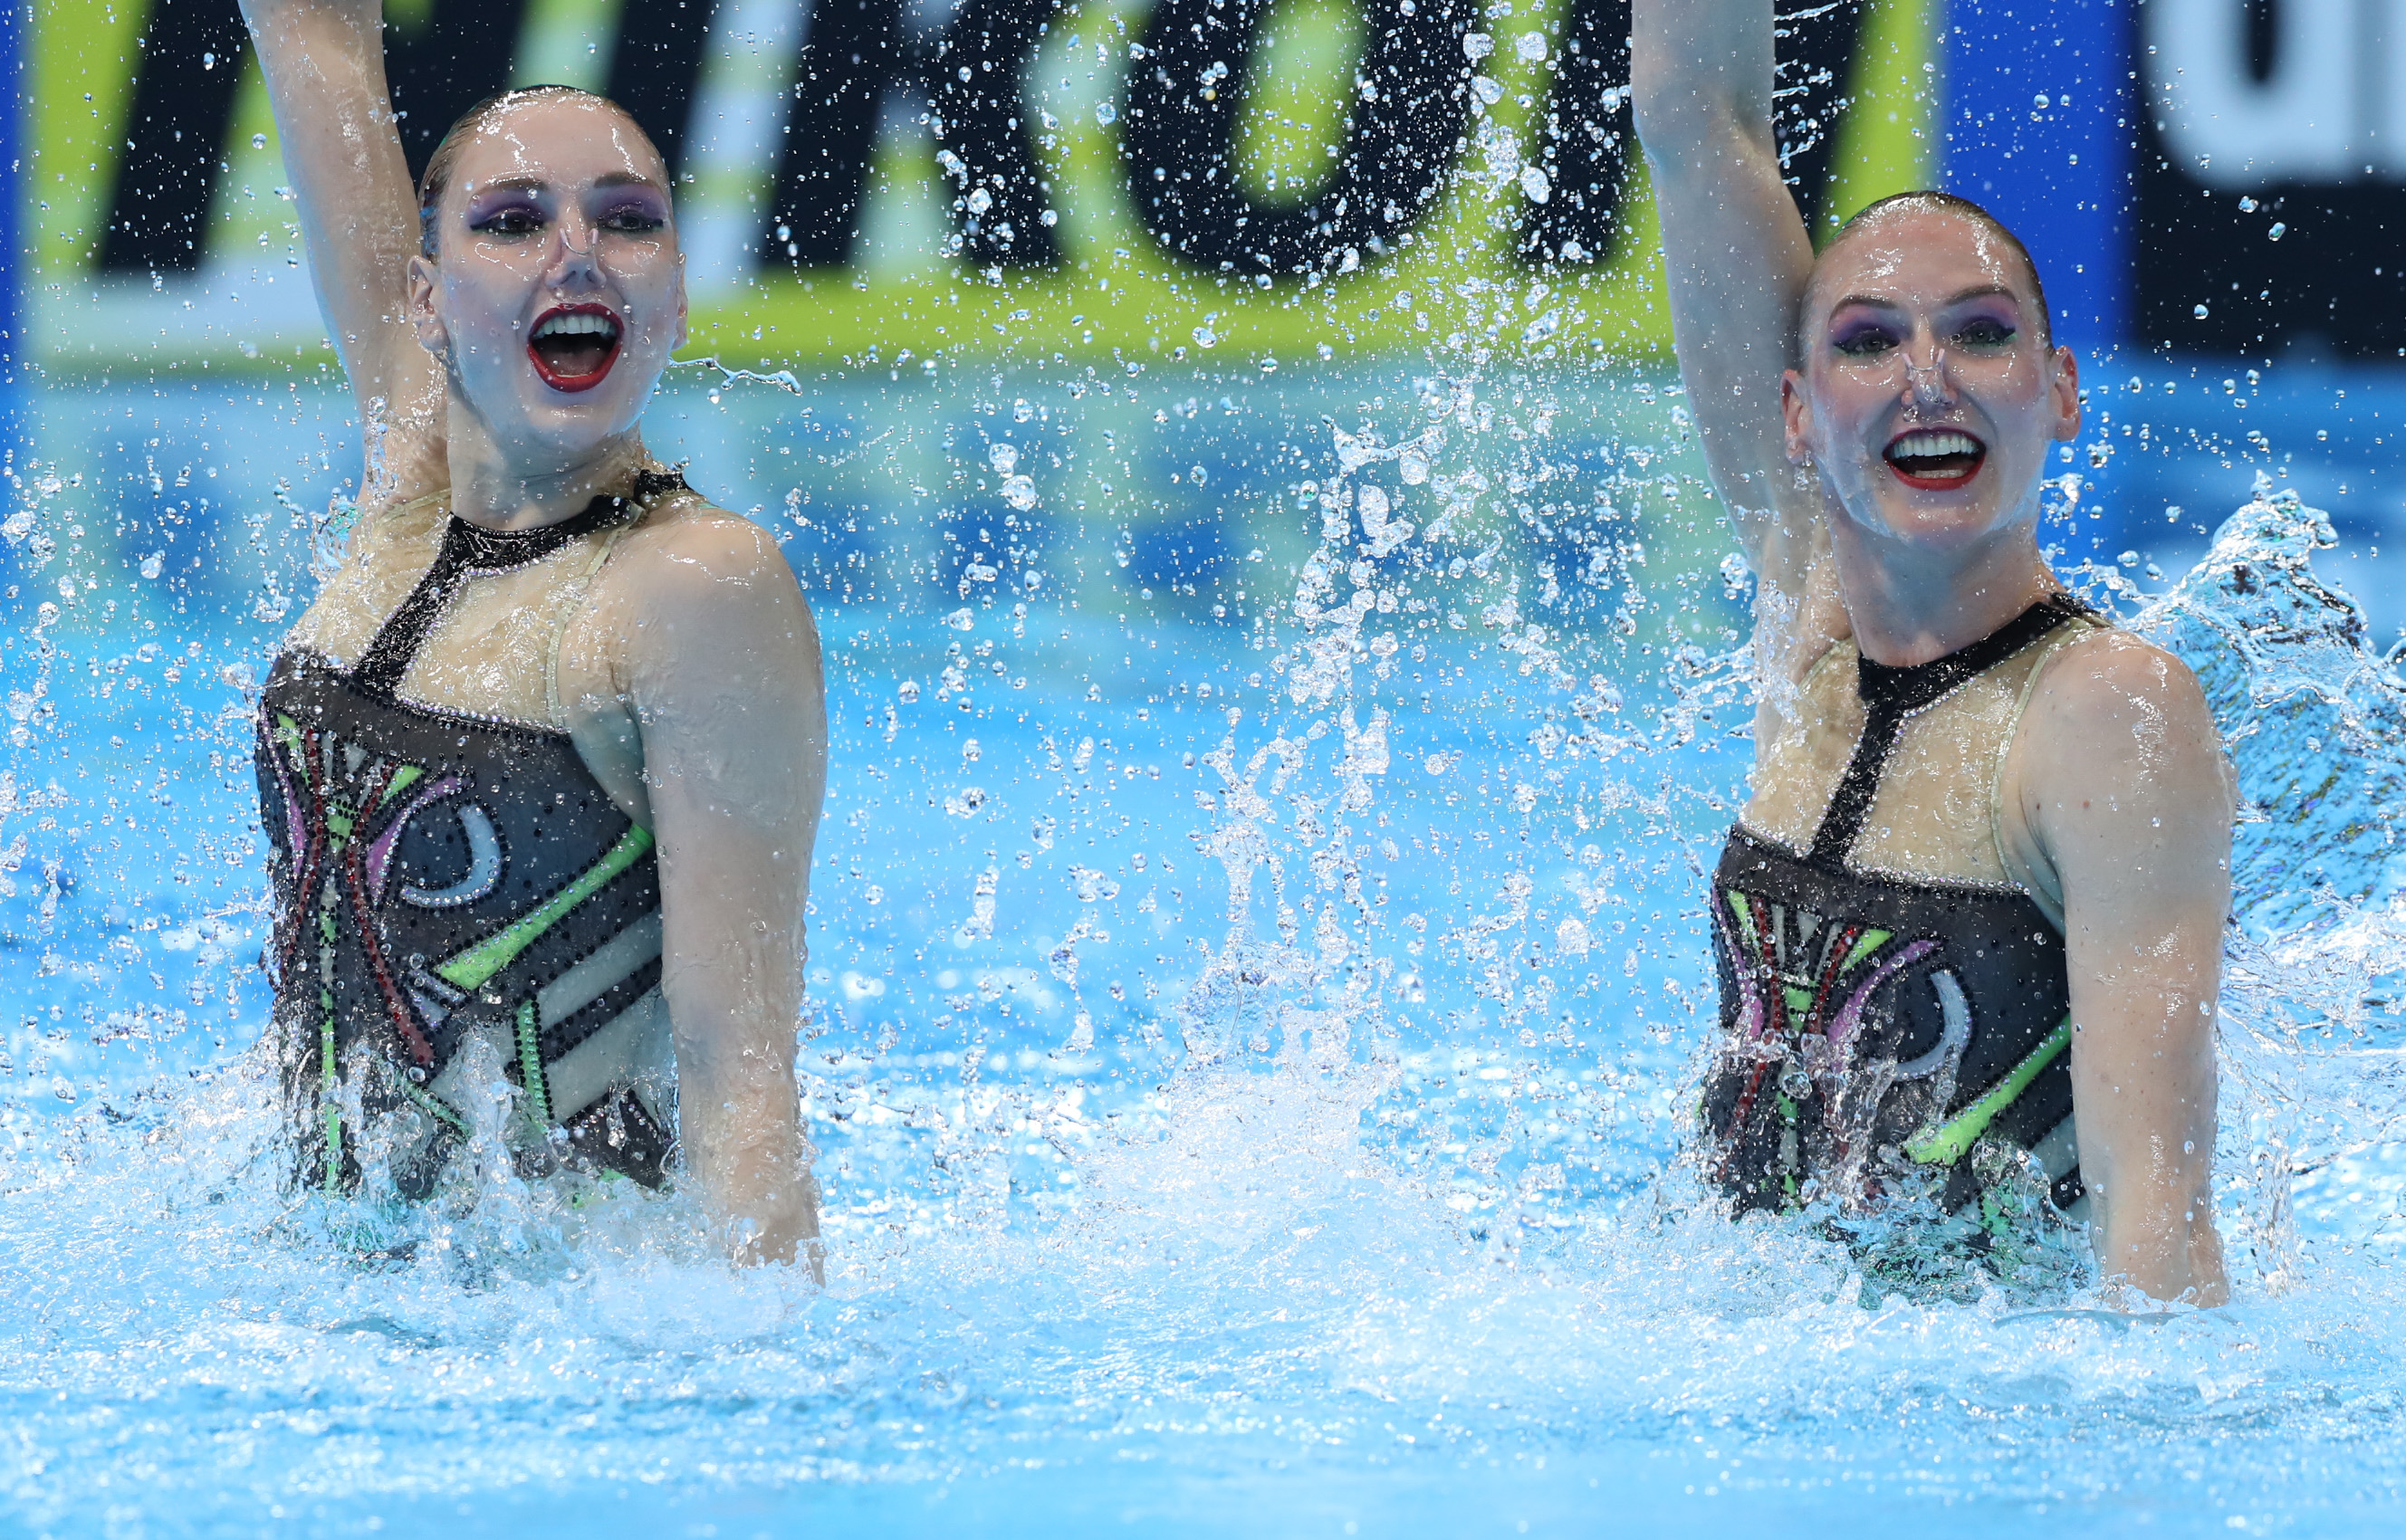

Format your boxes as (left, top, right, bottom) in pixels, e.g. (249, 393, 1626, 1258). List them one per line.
(27, 0, 1934, 376)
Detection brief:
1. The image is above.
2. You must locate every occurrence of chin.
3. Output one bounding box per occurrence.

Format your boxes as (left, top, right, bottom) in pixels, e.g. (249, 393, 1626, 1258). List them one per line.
(1858, 486, 2030, 553)
(454, 367, 658, 469)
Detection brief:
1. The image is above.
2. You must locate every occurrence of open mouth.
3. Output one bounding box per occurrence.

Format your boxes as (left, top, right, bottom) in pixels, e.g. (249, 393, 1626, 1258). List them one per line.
(1883, 427, 1988, 490)
(528, 305, 622, 393)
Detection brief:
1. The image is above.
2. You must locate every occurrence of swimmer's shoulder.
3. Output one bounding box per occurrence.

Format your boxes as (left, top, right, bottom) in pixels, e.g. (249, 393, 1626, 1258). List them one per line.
(2017, 622, 2225, 786)
(583, 492, 820, 673)
(600, 491, 804, 601)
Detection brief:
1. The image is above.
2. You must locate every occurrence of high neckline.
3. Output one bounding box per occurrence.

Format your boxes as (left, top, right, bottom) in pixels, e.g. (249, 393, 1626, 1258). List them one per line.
(1854, 592, 2086, 718)
(444, 469, 686, 568)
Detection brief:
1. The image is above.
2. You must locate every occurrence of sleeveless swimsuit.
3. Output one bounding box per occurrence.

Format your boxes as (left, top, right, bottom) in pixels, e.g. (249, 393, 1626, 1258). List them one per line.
(255, 475, 682, 1198)
(1704, 595, 2094, 1237)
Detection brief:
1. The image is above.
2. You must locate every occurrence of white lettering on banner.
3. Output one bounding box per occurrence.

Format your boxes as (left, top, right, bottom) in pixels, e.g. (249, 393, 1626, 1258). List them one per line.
(2150, 0, 2366, 187)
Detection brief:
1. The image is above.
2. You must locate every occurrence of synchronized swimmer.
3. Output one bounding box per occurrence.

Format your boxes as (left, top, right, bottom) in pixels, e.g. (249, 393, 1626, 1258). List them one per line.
(1637, 0, 2230, 1302)
(243, 0, 826, 1267)
(232, 0, 2233, 1301)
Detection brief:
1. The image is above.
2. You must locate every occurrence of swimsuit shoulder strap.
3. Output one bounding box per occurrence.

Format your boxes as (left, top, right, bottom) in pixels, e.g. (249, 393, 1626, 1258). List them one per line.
(1988, 611, 2105, 911)
(352, 490, 461, 701)
(544, 511, 647, 730)
(351, 474, 680, 705)
(1805, 591, 2089, 869)
(543, 468, 687, 728)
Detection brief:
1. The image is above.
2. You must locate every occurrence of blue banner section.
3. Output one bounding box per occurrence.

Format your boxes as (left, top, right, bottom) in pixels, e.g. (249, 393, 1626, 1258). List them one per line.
(1940, 0, 2132, 353)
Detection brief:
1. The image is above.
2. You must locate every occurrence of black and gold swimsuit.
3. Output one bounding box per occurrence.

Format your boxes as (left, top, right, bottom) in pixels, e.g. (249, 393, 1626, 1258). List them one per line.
(256, 478, 683, 1197)
(1704, 596, 2094, 1233)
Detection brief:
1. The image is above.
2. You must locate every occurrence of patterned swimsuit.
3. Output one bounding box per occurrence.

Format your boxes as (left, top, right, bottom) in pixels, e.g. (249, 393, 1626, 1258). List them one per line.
(1704, 597, 2092, 1232)
(256, 480, 681, 1197)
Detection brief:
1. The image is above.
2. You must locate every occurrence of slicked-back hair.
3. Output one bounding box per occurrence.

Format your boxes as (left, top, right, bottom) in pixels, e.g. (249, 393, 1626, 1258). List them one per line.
(416, 84, 666, 258)
(1789, 190, 2053, 370)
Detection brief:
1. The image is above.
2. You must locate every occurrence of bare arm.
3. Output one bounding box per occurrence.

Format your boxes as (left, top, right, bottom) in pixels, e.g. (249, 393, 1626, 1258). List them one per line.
(237, 0, 446, 505)
(622, 518, 829, 1267)
(2023, 634, 2232, 1305)
(1632, 0, 1822, 598)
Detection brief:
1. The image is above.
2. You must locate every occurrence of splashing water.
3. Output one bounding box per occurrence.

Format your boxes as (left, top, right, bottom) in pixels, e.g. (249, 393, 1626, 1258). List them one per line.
(8, 313, 2406, 1540)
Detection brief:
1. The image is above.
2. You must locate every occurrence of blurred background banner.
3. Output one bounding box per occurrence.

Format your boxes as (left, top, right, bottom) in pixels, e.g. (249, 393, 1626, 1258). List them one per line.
(24, 0, 1940, 372)
(27, 1, 2406, 370)
(1940, 0, 2131, 354)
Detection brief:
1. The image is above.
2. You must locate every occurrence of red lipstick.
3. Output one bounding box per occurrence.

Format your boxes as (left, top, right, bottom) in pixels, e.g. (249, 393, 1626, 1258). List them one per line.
(527, 304, 623, 393)
(1883, 426, 1988, 490)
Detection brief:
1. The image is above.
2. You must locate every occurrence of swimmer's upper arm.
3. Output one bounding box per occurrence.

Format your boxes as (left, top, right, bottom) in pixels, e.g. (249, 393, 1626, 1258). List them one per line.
(238, 0, 446, 509)
(2023, 631, 2232, 1303)
(616, 512, 827, 1265)
(1632, 0, 1824, 600)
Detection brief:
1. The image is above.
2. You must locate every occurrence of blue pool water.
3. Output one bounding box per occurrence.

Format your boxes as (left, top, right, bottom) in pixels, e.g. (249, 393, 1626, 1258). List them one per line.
(5, 356, 2406, 1538)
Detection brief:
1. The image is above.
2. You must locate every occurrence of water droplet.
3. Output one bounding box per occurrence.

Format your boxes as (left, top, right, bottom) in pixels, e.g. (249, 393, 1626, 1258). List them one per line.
(1095, 100, 1117, 126)
(2195, 303, 2210, 319)
(2268, 222, 2287, 241)
(1516, 31, 1548, 62)
(1462, 32, 1494, 61)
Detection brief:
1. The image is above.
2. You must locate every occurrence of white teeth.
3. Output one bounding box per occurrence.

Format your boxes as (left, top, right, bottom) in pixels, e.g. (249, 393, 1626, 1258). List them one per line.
(532, 311, 618, 341)
(1890, 429, 1979, 461)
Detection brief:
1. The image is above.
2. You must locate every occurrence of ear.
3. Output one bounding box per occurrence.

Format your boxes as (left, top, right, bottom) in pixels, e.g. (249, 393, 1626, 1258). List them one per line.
(1780, 368, 1813, 464)
(2047, 343, 2082, 443)
(406, 253, 448, 360)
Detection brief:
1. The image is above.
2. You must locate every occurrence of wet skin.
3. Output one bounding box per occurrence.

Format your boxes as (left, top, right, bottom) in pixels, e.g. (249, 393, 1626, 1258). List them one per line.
(406, 94, 689, 502)
(1784, 206, 2081, 598)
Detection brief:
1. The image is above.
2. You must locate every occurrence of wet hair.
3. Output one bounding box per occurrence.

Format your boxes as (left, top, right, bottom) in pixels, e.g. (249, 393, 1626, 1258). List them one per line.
(416, 84, 667, 258)
(1789, 190, 2052, 369)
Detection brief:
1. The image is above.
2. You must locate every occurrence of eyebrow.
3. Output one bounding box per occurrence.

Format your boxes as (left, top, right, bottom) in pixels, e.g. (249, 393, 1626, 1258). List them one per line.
(1826, 284, 2022, 314)
(463, 171, 666, 196)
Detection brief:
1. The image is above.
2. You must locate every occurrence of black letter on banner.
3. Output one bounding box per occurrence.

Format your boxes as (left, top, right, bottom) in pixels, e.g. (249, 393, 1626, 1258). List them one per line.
(1524, 0, 1630, 264)
(100, 0, 249, 274)
(930, 0, 1061, 268)
(1121, 0, 1474, 275)
(383, 1, 537, 182)
(102, 0, 532, 273)
(1771, 0, 1866, 240)
(1529, 0, 1864, 264)
(762, 0, 911, 267)
(606, 0, 720, 178)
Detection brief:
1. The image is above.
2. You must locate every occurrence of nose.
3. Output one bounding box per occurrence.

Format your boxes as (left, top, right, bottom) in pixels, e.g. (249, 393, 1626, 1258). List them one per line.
(546, 215, 601, 284)
(1900, 340, 1954, 414)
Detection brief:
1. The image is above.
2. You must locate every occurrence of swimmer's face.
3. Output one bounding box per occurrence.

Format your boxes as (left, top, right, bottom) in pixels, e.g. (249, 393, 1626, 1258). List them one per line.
(1781, 204, 2078, 557)
(407, 94, 685, 469)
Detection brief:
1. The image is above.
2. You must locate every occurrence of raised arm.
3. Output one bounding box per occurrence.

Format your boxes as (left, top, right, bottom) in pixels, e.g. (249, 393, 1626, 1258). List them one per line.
(619, 517, 829, 1269)
(237, 0, 446, 505)
(2020, 634, 2232, 1305)
(1631, 0, 1821, 597)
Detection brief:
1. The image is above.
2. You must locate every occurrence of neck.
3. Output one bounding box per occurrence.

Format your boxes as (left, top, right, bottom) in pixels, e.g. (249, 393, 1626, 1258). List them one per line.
(442, 398, 652, 531)
(1826, 513, 2057, 667)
